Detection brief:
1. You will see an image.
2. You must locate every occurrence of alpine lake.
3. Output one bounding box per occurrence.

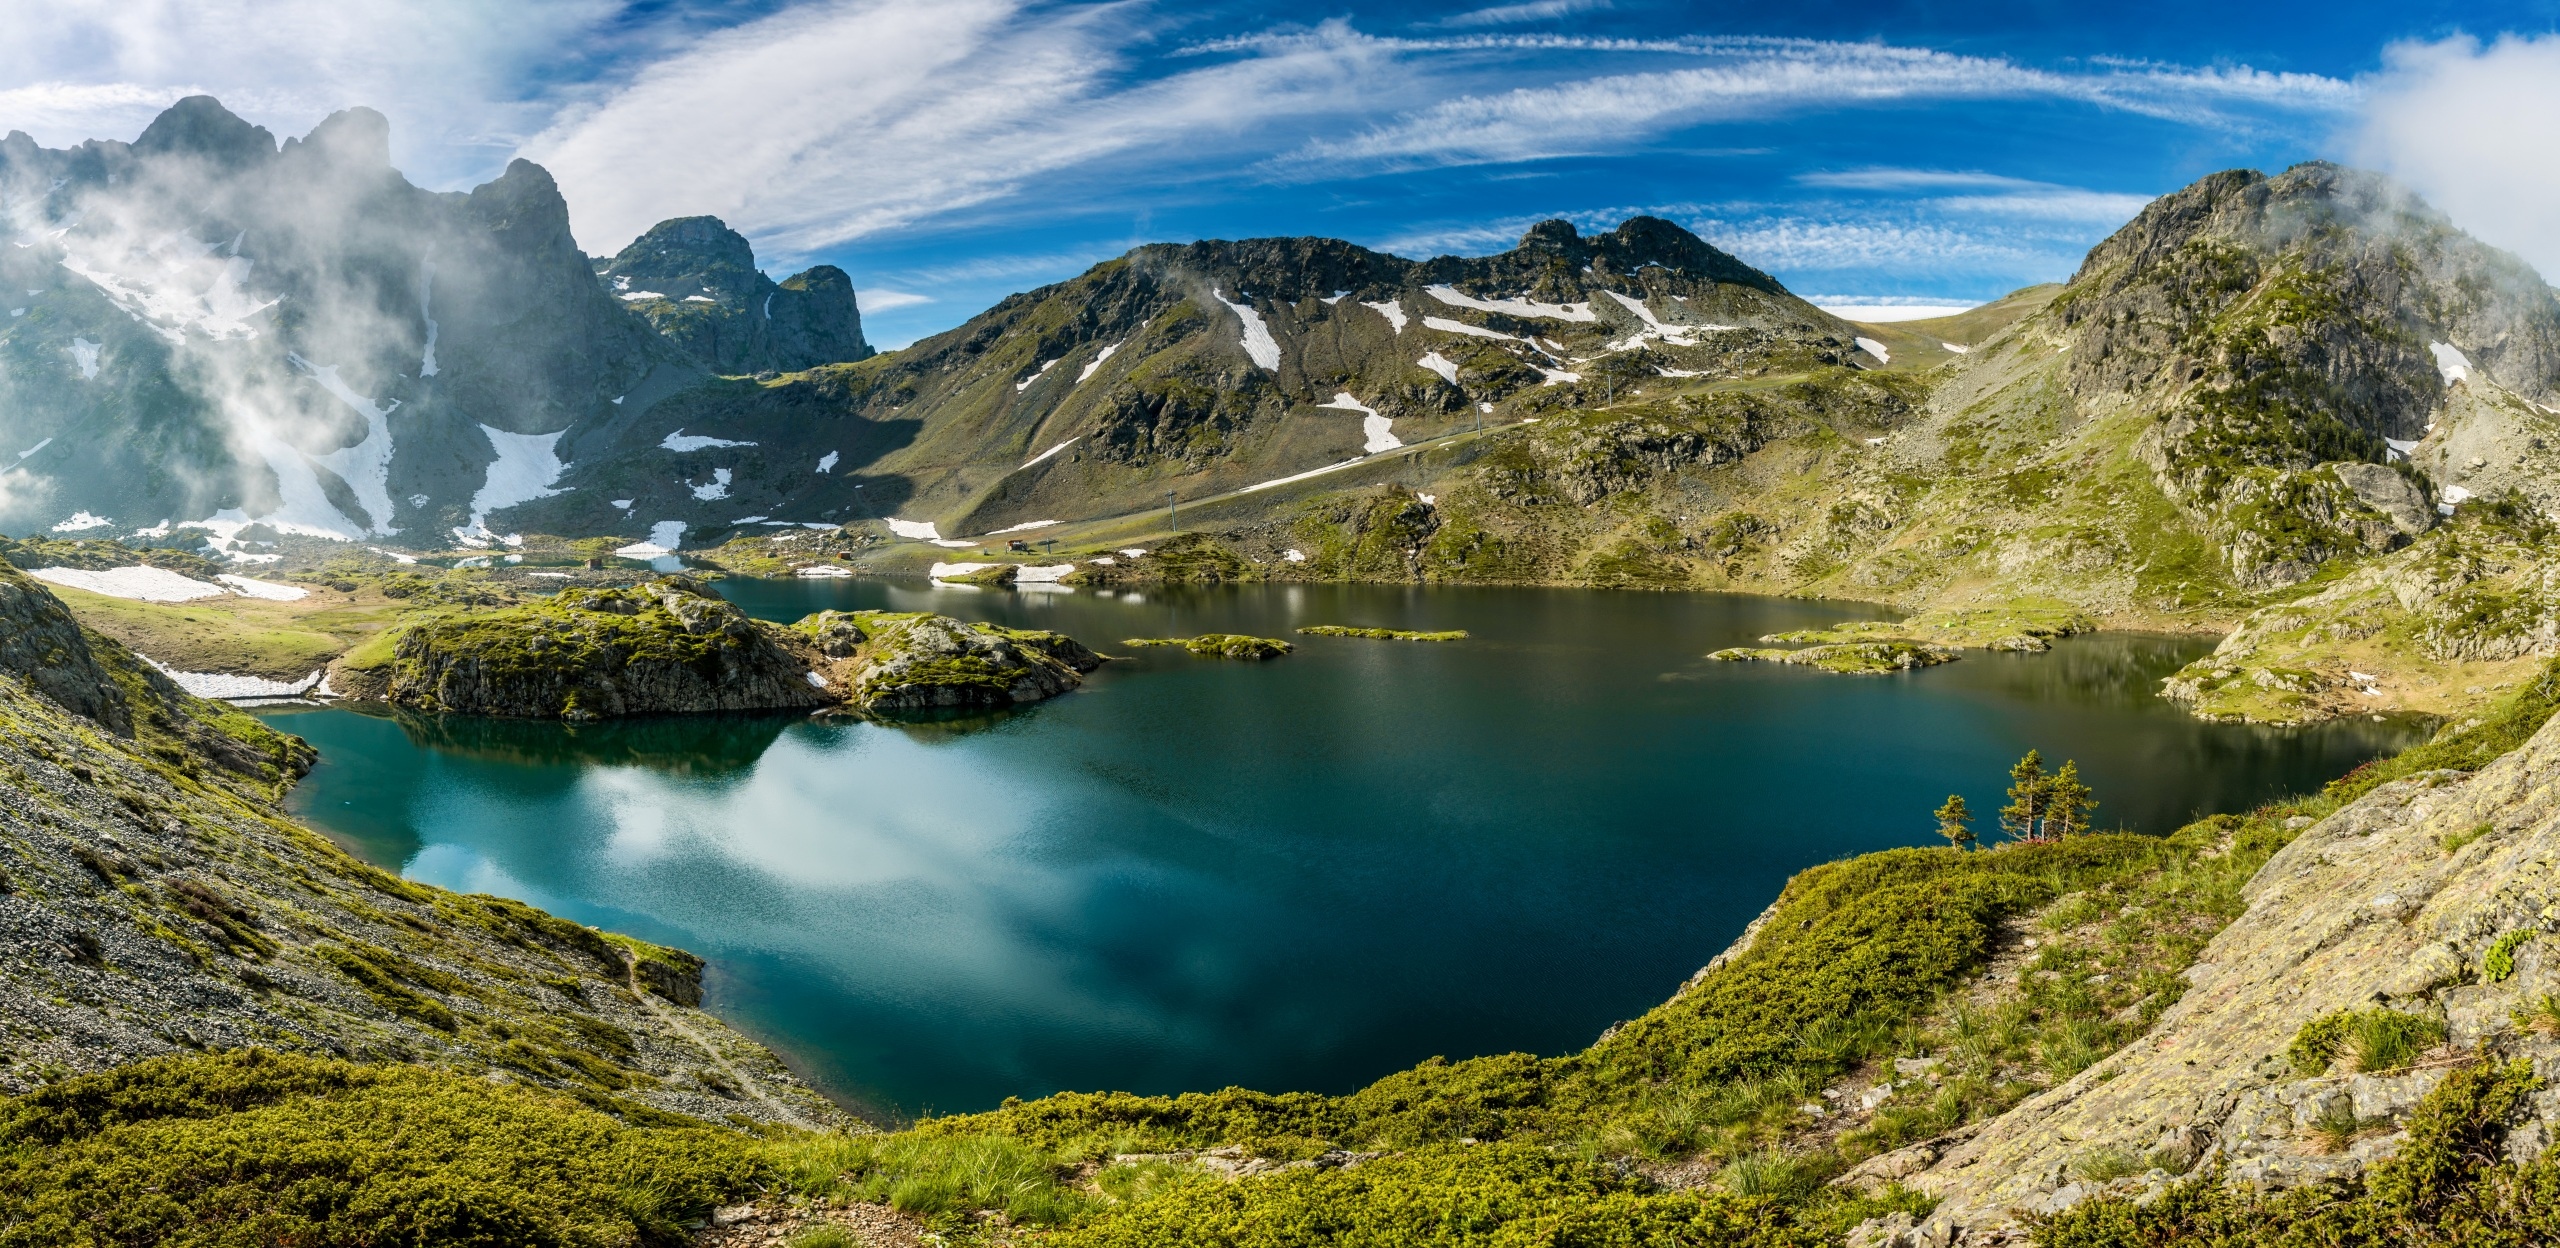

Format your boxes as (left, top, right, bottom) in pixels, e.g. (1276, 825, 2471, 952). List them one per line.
(256, 580, 2422, 1121)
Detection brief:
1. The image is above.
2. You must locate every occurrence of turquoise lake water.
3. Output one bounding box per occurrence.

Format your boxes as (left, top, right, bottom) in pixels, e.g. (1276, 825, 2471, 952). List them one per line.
(259, 581, 2421, 1119)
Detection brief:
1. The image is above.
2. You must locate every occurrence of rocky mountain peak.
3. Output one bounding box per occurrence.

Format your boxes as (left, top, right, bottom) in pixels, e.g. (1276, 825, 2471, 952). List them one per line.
(281, 106, 392, 171)
(468, 158, 580, 254)
(605, 216, 761, 296)
(131, 95, 276, 167)
(597, 215, 870, 375)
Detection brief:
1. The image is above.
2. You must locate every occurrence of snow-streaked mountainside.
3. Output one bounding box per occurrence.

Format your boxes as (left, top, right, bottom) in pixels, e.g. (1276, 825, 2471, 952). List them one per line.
(501, 216, 1866, 544)
(0, 97, 865, 549)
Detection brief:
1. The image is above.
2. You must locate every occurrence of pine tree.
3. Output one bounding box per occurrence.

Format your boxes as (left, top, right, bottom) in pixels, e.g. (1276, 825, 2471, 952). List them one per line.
(2000, 749, 2047, 842)
(2045, 760, 2096, 839)
(1934, 794, 1976, 850)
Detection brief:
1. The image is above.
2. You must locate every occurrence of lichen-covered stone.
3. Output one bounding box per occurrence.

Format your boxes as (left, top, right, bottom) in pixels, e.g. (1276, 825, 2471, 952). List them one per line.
(1906, 706, 2560, 1242)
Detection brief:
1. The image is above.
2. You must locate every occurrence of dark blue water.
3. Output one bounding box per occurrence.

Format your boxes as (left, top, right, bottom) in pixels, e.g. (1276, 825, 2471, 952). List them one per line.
(260, 581, 2420, 1119)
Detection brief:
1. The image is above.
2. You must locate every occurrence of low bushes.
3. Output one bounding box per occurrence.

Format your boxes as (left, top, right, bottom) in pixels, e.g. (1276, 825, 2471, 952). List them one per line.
(0, 1050, 761, 1247)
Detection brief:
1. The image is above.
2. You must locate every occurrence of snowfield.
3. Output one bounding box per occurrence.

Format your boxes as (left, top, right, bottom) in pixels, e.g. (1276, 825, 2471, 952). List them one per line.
(29, 565, 230, 602)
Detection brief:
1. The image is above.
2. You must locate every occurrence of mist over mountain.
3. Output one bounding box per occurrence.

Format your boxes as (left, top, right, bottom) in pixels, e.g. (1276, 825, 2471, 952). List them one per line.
(0, 97, 862, 550)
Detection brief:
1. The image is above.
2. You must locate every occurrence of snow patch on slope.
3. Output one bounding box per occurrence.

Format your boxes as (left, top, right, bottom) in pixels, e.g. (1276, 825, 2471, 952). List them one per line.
(417, 255, 440, 378)
(816, 451, 839, 474)
(466, 425, 569, 532)
(1215, 289, 1282, 369)
(1426, 285, 1595, 322)
(1318, 393, 1400, 453)
(1855, 337, 1890, 364)
(616, 521, 689, 557)
(2431, 342, 2472, 386)
(1417, 352, 1459, 384)
(1363, 299, 1409, 333)
(217, 574, 308, 601)
(69, 338, 99, 379)
(287, 353, 399, 535)
(888, 518, 978, 548)
(1015, 357, 1061, 392)
(662, 429, 757, 451)
(1021, 438, 1077, 470)
(49, 511, 111, 532)
(1077, 342, 1122, 383)
(1423, 316, 1521, 342)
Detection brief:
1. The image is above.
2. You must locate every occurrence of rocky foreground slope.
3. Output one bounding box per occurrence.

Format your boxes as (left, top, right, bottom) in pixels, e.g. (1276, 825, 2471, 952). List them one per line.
(0, 564, 839, 1125)
(1872, 675, 2560, 1241)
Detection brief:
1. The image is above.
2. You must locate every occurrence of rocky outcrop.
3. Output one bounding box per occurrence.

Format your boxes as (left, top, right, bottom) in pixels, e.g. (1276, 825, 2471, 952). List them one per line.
(795, 609, 1104, 711)
(598, 215, 871, 375)
(2060, 163, 2560, 589)
(0, 565, 133, 733)
(1903, 687, 2560, 1243)
(334, 581, 1104, 719)
(340, 577, 827, 719)
(1708, 640, 1958, 673)
(2161, 507, 2560, 724)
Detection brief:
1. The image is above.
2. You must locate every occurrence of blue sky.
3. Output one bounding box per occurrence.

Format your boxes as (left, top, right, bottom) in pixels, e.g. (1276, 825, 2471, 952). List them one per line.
(6, 1, 2560, 345)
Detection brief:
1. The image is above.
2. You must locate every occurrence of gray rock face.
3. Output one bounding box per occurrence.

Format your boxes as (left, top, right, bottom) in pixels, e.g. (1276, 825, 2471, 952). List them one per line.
(598, 215, 870, 375)
(0, 565, 129, 733)
(1906, 704, 2560, 1242)
(2331, 461, 2434, 535)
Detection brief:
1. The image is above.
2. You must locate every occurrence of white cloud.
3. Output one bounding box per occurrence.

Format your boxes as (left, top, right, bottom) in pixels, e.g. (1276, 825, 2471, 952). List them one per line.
(1288, 40, 2350, 172)
(2353, 33, 2560, 281)
(523, 4, 1405, 259)
(1928, 189, 2155, 223)
(1428, 0, 1613, 29)
(860, 289, 934, 311)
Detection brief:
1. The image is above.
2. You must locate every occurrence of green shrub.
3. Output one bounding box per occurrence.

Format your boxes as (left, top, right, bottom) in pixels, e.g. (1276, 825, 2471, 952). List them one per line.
(2485, 930, 2537, 983)
(765, 1131, 1093, 1226)
(0, 1049, 761, 1248)
(2287, 1008, 2445, 1077)
(1051, 1144, 1831, 1248)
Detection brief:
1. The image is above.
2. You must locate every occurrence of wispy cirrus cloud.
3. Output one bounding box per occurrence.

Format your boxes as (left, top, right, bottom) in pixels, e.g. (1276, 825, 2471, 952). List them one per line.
(1426, 0, 1613, 29)
(524, 5, 1413, 258)
(858, 289, 935, 311)
(1285, 40, 2350, 173)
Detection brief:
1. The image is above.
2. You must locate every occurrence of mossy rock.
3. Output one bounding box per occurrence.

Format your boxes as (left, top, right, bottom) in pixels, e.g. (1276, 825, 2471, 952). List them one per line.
(1296, 626, 1468, 642)
(341, 577, 829, 719)
(1125, 634, 1294, 660)
(1709, 641, 1960, 674)
(812, 610, 1104, 711)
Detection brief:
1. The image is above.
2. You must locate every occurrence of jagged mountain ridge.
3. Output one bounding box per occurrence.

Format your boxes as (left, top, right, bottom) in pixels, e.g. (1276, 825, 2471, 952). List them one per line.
(1193, 164, 2560, 640)
(0, 97, 867, 548)
(509, 215, 1864, 544)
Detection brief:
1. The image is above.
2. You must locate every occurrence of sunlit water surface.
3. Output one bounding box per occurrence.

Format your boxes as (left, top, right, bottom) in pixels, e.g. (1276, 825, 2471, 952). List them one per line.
(261, 581, 2420, 1117)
